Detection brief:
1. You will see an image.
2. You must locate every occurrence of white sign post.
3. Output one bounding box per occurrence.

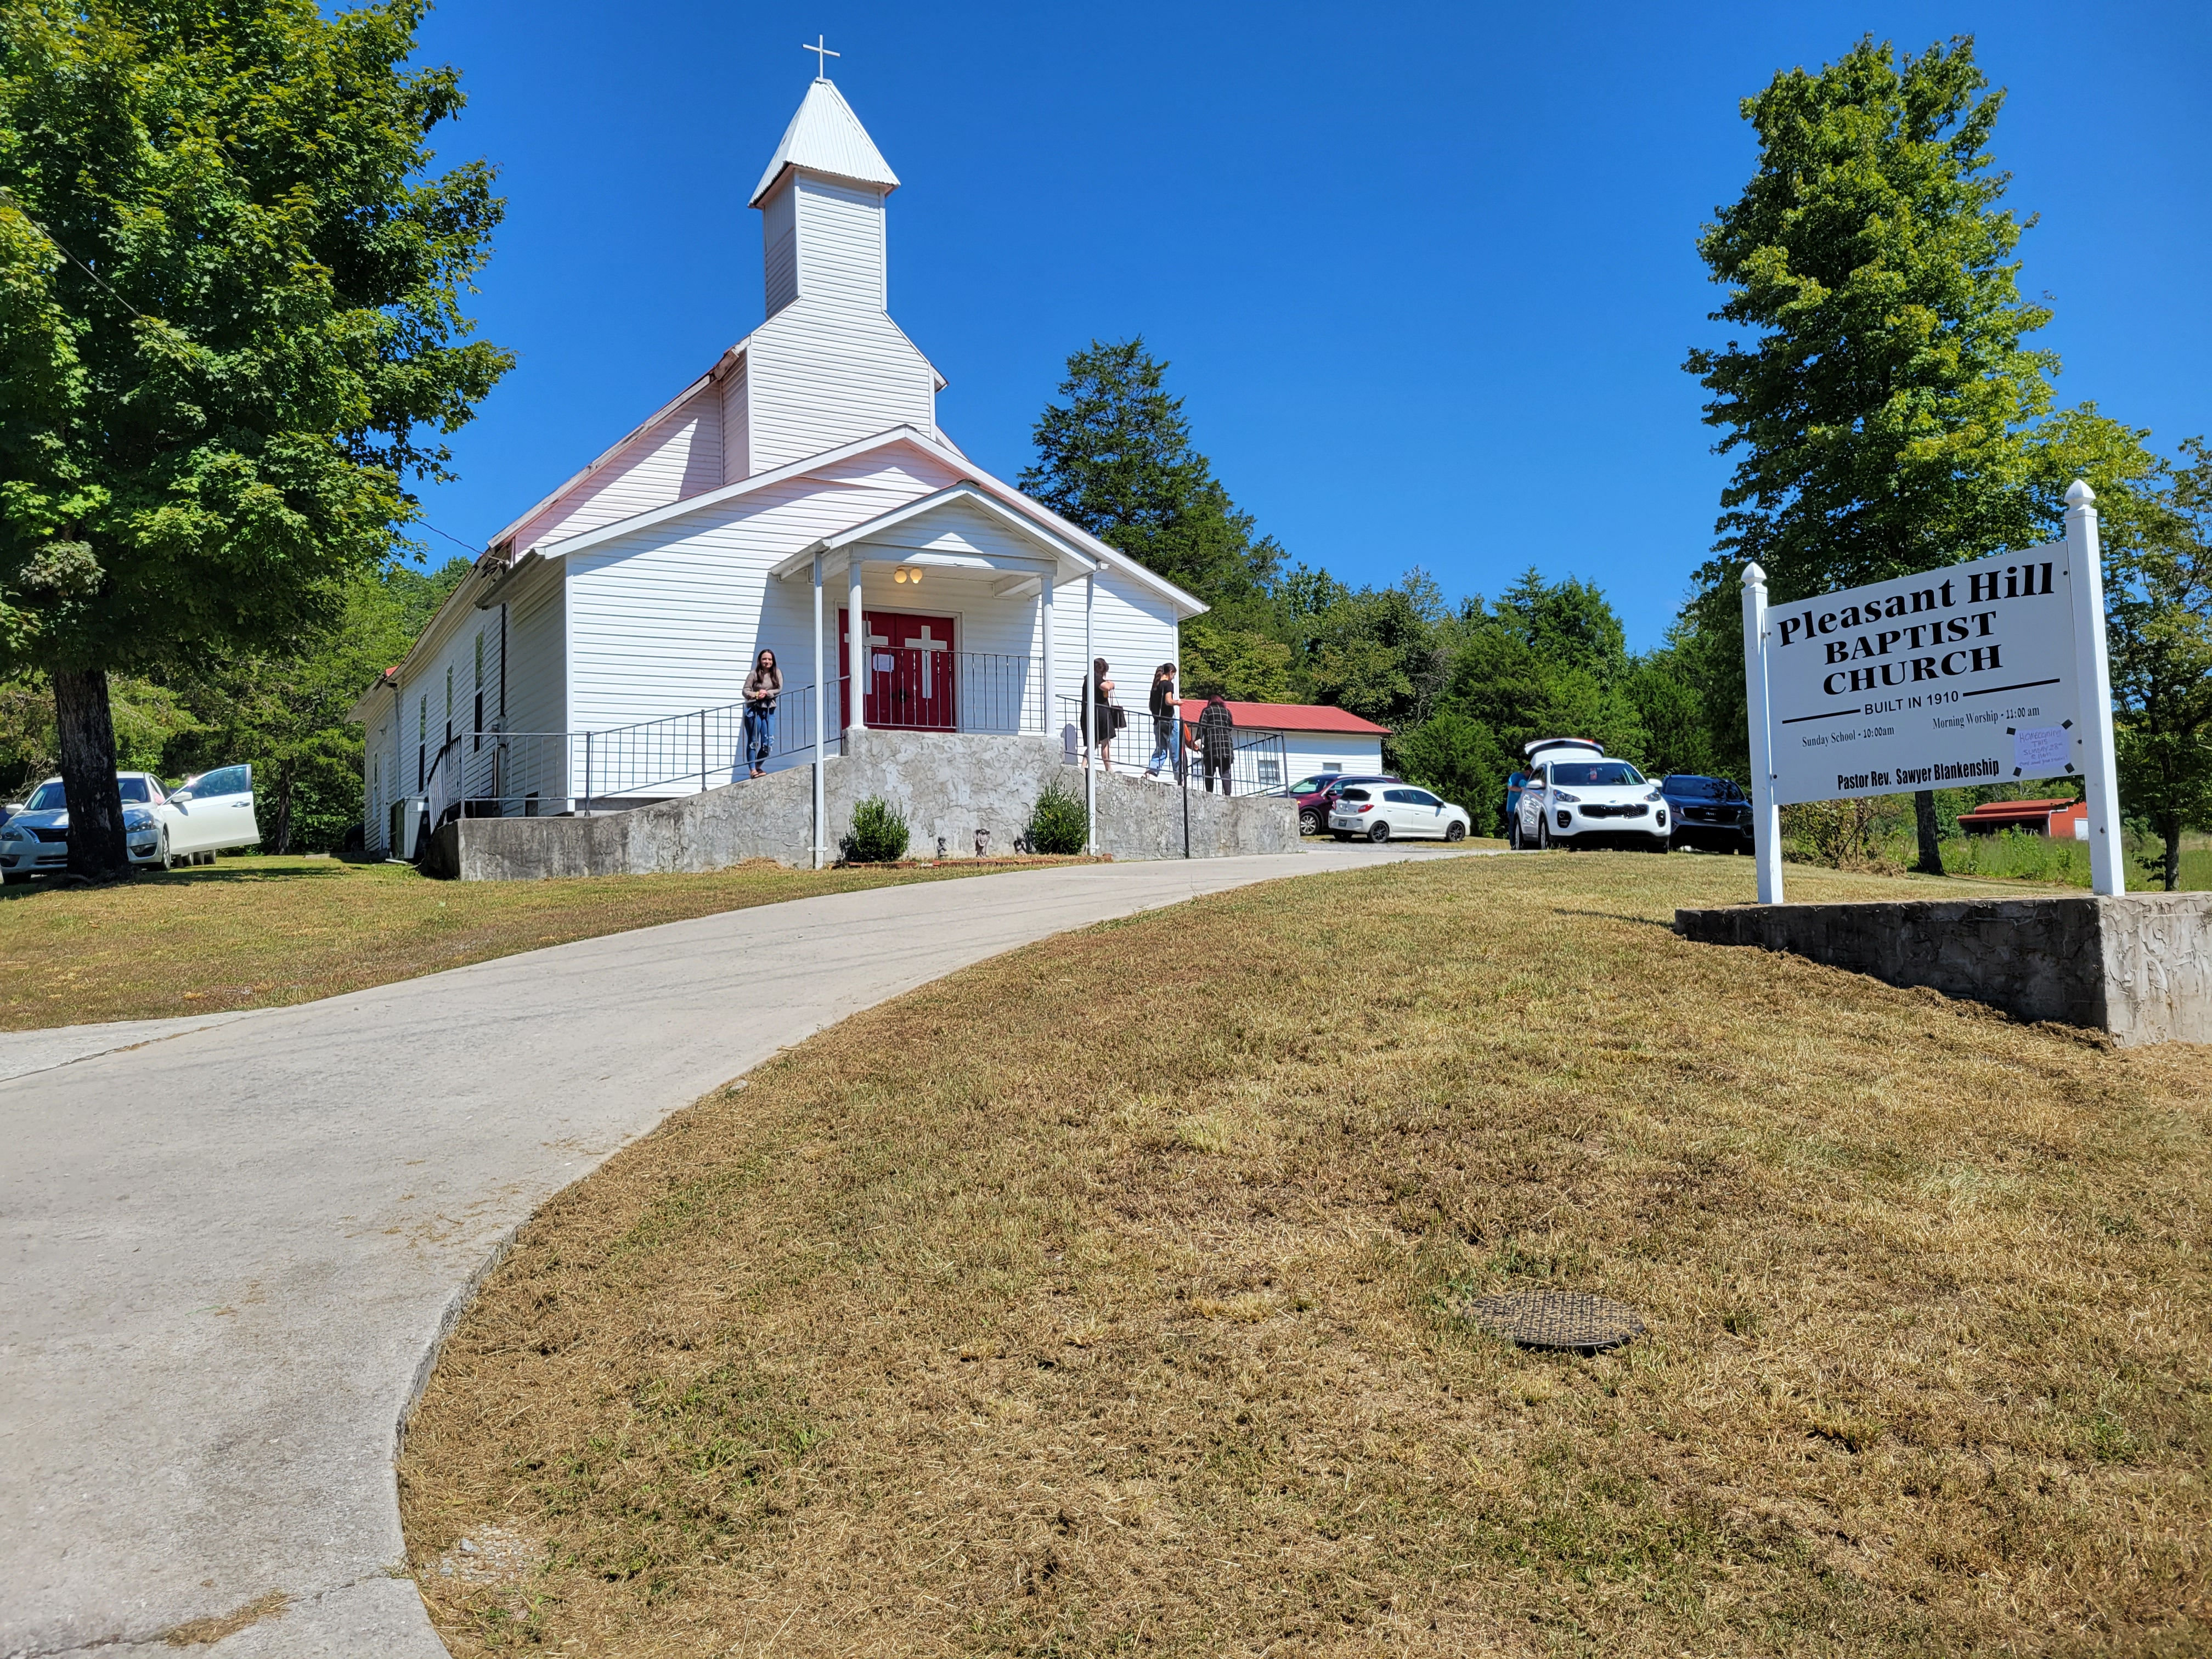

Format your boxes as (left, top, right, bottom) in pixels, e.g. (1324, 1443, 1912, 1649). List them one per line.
(2066, 481, 2125, 895)
(1740, 561, 1785, 904)
(1741, 477, 2125, 902)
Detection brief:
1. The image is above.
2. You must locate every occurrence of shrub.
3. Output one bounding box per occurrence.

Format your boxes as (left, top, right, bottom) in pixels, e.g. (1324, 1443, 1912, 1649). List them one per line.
(1028, 778, 1088, 855)
(843, 795, 909, 863)
(1781, 797, 1906, 872)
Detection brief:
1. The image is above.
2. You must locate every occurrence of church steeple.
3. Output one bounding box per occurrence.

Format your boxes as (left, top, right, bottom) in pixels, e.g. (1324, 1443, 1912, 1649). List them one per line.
(750, 76, 900, 317)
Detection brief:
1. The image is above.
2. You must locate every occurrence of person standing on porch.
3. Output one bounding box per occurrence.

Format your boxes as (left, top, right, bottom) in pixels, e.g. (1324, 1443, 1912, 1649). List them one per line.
(1146, 662, 1181, 779)
(1197, 691, 1234, 795)
(742, 648, 781, 778)
(1087, 658, 1118, 773)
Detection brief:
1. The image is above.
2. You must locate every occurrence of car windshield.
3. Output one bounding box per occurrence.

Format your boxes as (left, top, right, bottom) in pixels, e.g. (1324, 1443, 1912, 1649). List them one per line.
(1551, 762, 1645, 787)
(117, 776, 154, 804)
(1289, 776, 1333, 796)
(1667, 776, 1741, 799)
(25, 782, 66, 811)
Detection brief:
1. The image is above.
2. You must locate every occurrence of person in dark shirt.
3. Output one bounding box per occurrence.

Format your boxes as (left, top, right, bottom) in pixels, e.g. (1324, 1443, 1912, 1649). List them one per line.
(1146, 662, 1181, 779)
(1196, 692, 1234, 794)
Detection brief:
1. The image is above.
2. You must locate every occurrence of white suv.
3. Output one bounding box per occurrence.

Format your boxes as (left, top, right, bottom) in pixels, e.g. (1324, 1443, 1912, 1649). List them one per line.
(1515, 755, 1669, 852)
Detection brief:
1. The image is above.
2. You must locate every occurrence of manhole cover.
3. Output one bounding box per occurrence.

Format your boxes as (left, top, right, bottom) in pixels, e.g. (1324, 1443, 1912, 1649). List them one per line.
(1463, 1289, 1645, 1352)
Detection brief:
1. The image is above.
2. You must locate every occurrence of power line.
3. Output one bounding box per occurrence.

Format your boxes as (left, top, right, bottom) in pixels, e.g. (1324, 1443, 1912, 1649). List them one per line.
(413, 520, 483, 556)
(0, 187, 150, 321)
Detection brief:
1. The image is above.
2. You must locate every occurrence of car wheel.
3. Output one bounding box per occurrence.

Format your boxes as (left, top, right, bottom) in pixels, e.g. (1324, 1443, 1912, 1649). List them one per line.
(1650, 836, 1670, 854)
(1368, 821, 1391, 843)
(158, 828, 174, 870)
(1300, 809, 1322, 836)
(1445, 820, 1466, 842)
(1, 870, 27, 885)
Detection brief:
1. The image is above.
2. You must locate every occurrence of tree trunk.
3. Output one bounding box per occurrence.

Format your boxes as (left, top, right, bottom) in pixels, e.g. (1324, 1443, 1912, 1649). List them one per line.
(269, 759, 295, 855)
(1912, 788, 1945, 876)
(52, 667, 132, 882)
(2162, 821, 2182, 891)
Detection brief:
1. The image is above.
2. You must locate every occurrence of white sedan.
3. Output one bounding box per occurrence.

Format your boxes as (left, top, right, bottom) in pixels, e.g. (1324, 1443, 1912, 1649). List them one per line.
(0, 765, 260, 880)
(1329, 783, 1470, 843)
(1515, 755, 1669, 851)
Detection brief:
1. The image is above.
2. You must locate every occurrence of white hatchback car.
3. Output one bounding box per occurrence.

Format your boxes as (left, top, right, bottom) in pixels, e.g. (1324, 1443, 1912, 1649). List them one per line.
(1515, 754, 1669, 851)
(1329, 783, 1471, 843)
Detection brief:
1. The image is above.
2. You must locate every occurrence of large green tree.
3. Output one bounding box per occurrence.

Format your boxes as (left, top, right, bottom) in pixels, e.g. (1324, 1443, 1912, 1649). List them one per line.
(1683, 35, 2062, 873)
(2104, 438, 2212, 890)
(1021, 338, 1291, 698)
(0, 0, 508, 878)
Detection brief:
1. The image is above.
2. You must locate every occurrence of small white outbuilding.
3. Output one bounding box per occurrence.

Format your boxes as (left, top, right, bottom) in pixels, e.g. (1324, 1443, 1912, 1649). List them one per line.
(352, 72, 1204, 851)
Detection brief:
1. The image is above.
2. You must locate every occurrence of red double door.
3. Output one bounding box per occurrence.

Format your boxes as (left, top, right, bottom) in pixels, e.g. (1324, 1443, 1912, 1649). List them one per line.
(839, 609, 957, 731)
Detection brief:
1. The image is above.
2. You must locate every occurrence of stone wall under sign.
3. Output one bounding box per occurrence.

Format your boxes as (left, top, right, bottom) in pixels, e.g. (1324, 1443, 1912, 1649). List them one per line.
(1673, 891, 2212, 1047)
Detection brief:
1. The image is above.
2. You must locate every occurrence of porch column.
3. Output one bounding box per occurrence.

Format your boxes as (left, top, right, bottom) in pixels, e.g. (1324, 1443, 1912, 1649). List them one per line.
(847, 558, 867, 734)
(1040, 571, 1056, 739)
(812, 550, 825, 870)
(1084, 571, 1096, 855)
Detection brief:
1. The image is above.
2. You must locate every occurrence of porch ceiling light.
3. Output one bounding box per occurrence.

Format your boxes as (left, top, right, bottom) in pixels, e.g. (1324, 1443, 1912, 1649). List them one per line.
(894, 564, 923, 584)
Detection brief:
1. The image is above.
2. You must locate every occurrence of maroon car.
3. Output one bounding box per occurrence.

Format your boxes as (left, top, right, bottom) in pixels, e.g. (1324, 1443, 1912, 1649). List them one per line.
(1290, 772, 1401, 836)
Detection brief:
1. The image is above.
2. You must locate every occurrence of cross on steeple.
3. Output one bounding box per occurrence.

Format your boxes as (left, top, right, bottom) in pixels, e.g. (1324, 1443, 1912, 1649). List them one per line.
(802, 34, 839, 80)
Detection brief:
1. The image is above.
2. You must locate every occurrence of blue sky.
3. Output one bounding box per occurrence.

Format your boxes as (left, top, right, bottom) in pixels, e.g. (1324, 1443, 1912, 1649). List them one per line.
(407, 1, 2210, 651)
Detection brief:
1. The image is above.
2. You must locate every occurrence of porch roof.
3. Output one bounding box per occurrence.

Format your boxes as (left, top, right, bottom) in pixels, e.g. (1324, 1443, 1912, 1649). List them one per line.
(769, 482, 1103, 586)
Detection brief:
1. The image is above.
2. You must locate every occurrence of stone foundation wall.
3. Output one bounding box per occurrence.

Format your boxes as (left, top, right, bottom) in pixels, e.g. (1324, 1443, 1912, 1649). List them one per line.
(423, 730, 1298, 882)
(1673, 891, 2212, 1047)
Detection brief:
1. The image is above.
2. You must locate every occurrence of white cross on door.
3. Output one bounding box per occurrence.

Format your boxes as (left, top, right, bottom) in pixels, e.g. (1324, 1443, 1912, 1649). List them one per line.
(910, 623, 949, 696)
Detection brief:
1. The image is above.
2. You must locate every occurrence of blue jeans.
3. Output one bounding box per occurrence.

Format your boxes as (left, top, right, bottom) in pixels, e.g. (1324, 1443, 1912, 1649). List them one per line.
(743, 704, 776, 770)
(1148, 715, 1181, 776)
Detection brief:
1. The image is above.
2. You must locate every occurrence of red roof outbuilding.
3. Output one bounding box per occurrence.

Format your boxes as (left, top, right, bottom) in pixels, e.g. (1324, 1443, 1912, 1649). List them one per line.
(1177, 699, 1391, 736)
(1957, 797, 2086, 837)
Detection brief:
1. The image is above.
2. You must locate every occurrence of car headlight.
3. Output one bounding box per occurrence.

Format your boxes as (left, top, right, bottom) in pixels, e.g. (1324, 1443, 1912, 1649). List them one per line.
(1645, 789, 1663, 802)
(124, 809, 155, 831)
(0, 827, 25, 842)
(1554, 791, 1581, 804)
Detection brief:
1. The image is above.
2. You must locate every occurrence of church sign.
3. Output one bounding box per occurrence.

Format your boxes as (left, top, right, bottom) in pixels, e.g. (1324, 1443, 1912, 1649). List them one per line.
(1737, 480, 2126, 904)
(1761, 546, 2080, 806)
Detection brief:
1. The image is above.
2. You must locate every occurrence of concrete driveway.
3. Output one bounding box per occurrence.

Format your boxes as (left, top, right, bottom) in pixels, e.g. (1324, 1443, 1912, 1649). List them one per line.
(1, 843, 1479, 1658)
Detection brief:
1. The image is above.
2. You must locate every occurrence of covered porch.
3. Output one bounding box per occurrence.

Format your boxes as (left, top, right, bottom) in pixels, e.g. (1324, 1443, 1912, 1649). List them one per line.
(769, 481, 1105, 747)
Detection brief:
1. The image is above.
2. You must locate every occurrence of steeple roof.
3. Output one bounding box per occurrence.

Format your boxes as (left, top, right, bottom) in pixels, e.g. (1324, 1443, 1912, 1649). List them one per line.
(748, 78, 900, 207)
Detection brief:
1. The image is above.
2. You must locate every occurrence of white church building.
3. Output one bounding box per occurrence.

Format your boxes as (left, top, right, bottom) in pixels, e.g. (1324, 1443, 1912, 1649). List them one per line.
(352, 70, 1204, 854)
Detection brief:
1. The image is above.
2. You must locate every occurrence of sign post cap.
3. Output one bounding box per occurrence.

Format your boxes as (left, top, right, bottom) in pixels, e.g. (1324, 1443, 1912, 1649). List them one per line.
(2064, 478, 2096, 509)
(1740, 561, 1767, 588)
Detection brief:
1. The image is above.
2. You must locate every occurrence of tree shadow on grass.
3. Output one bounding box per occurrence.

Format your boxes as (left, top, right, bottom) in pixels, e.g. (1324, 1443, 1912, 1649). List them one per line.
(0, 864, 362, 899)
(1550, 908, 1678, 930)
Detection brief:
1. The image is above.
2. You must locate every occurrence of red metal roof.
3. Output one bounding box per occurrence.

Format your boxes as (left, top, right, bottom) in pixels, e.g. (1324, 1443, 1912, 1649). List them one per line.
(1959, 797, 2077, 820)
(1178, 699, 1392, 736)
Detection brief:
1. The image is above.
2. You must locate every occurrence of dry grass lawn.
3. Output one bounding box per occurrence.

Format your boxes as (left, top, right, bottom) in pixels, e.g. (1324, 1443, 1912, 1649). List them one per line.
(0, 854, 1043, 1030)
(399, 853, 2210, 1657)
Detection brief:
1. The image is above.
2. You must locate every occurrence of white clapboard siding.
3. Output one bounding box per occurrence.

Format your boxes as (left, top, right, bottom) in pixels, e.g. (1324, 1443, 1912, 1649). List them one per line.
(509, 388, 724, 554)
(364, 704, 394, 851)
(1278, 731, 1386, 778)
(494, 572, 567, 808)
(746, 302, 936, 473)
(794, 177, 887, 310)
(563, 442, 967, 732)
(763, 185, 797, 316)
(1047, 568, 1182, 724)
(720, 357, 751, 482)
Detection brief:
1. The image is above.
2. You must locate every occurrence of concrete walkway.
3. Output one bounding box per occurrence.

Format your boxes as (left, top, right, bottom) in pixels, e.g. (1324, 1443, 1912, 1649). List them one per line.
(1, 844, 1478, 1658)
